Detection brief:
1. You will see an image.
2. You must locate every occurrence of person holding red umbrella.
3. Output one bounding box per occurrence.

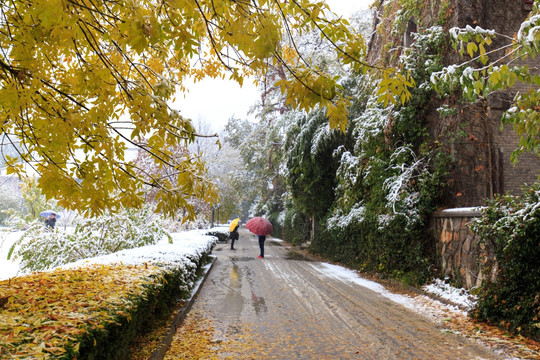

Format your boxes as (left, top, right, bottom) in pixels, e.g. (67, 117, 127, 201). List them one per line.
(256, 235, 266, 258)
(245, 217, 273, 259)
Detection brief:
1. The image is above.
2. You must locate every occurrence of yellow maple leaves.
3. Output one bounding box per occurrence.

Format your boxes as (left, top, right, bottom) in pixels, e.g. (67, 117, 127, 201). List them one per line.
(164, 308, 262, 360)
(0, 0, 413, 218)
(0, 264, 162, 358)
(377, 69, 416, 107)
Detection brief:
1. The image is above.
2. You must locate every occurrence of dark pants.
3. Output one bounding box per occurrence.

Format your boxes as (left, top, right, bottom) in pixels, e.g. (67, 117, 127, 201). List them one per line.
(230, 231, 239, 249)
(258, 235, 266, 257)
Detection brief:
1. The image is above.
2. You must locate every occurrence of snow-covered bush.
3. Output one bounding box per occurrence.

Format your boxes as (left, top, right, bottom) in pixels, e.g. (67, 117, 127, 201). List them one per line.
(326, 204, 366, 232)
(8, 207, 171, 272)
(383, 147, 426, 219)
(1, 177, 58, 230)
(470, 184, 540, 341)
(308, 27, 450, 284)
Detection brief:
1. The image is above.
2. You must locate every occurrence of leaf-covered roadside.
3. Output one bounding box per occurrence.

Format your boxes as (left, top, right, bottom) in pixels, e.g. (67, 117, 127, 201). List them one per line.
(0, 228, 218, 359)
(0, 264, 164, 358)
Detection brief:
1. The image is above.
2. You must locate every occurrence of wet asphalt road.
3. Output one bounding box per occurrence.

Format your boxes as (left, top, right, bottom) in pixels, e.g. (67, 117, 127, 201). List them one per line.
(166, 228, 503, 359)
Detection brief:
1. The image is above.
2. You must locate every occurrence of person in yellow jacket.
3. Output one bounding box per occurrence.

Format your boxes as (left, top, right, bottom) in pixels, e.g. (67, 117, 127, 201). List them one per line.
(229, 218, 240, 250)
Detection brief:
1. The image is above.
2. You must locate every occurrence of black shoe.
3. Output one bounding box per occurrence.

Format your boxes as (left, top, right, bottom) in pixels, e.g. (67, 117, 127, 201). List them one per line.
(231, 248, 235, 250)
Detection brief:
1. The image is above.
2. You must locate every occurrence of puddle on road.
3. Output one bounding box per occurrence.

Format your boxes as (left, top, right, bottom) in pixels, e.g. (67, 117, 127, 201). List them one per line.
(222, 264, 244, 316)
(285, 250, 313, 261)
(222, 259, 268, 317)
(229, 256, 256, 262)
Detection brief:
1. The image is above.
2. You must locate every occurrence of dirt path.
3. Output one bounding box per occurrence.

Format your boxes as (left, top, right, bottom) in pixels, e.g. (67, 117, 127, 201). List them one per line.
(163, 229, 505, 359)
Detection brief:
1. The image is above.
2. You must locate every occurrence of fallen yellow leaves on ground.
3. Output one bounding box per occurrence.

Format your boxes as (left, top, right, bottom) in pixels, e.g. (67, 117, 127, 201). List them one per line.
(164, 308, 262, 360)
(0, 263, 162, 358)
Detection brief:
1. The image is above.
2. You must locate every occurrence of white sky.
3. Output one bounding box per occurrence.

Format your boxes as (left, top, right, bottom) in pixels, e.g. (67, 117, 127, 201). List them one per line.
(175, 0, 375, 132)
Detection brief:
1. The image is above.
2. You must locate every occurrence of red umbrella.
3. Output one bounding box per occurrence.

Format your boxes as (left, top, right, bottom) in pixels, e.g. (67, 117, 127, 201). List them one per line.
(245, 217, 273, 236)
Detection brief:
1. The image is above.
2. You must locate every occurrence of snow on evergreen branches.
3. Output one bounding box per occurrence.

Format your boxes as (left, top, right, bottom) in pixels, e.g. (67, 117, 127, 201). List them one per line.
(383, 146, 426, 219)
(327, 204, 366, 231)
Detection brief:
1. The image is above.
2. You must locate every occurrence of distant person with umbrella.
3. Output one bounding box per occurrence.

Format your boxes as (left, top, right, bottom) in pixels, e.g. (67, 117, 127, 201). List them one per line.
(245, 217, 273, 258)
(45, 214, 56, 229)
(40, 210, 60, 230)
(229, 218, 240, 250)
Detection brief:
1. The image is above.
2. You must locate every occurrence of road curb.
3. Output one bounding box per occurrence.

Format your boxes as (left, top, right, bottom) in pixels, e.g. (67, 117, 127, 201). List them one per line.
(148, 256, 217, 360)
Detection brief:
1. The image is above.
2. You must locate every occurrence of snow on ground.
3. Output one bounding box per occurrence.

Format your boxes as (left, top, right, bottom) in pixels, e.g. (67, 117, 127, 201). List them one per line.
(438, 207, 483, 213)
(422, 278, 477, 310)
(0, 227, 226, 280)
(0, 229, 24, 280)
(313, 262, 470, 323)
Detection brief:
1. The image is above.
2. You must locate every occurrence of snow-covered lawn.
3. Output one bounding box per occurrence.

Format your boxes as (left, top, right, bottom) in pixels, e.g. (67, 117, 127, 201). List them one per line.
(0, 226, 229, 280)
(0, 229, 24, 280)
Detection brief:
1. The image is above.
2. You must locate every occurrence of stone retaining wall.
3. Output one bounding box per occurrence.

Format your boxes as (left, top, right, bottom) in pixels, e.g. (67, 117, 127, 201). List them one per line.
(430, 208, 497, 289)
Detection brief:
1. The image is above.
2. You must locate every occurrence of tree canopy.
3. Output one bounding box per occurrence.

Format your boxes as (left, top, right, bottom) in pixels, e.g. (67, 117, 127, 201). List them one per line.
(0, 0, 400, 218)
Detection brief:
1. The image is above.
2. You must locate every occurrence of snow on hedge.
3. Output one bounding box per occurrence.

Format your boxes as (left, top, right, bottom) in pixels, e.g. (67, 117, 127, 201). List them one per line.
(327, 204, 366, 231)
(59, 229, 219, 272)
(1, 227, 225, 281)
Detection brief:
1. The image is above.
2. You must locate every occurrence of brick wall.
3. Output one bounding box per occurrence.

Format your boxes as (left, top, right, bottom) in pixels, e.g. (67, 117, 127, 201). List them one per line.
(489, 91, 540, 196)
(368, 0, 540, 207)
(476, 0, 540, 197)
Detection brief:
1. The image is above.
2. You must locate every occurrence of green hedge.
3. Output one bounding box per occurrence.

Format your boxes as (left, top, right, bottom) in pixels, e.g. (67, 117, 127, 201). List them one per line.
(471, 185, 540, 341)
(0, 239, 216, 359)
(311, 211, 435, 285)
(206, 230, 229, 242)
(282, 208, 311, 246)
(78, 260, 201, 360)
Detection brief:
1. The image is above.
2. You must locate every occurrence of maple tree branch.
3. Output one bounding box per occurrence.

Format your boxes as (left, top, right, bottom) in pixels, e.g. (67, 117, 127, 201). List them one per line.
(0, 133, 28, 169)
(163, 121, 219, 139)
(109, 38, 156, 90)
(272, 51, 334, 102)
(194, 0, 234, 72)
(0, 6, 14, 41)
(13, 115, 73, 180)
(0, 58, 28, 85)
(71, 129, 168, 191)
(271, 0, 314, 70)
(40, 80, 90, 111)
(68, 0, 121, 23)
(108, 126, 179, 170)
(76, 21, 133, 99)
